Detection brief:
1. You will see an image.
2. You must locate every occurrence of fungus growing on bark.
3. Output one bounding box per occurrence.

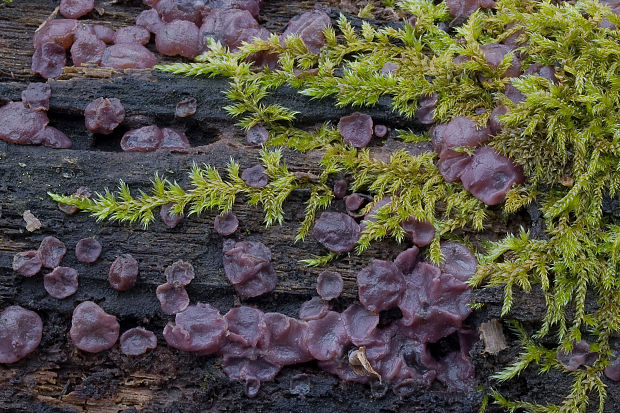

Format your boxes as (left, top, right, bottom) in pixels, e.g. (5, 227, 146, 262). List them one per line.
(344, 193, 365, 212)
(34, 126, 73, 149)
(156, 283, 190, 315)
(357, 259, 405, 313)
(316, 270, 343, 300)
(281, 10, 331, 54)
(246, 125, 269, 146)
(374, 124, 388, 138)
(604, 355, 620, 381)
(21, 83, 51, 111)
(136, 9, 164, 34)
(0, 306, 43, 364)
(299, 297, 329, 321)
(222, 239, 278, 298)
(59, 0, 94, 19)
(101, 44, 157, 69)
(262, 313, 313, 365)
(156, 20, 201, 59)
(70, 301, 120, 353)
(200, 9, 268, 52)
(84, 97, 126, 135)
(333, 179, 348, 199)
(70, 30, 106, 66)
(175, 97, 197, 118)
(114, 26, 151, 45)
(400, 217, 434, 247)
(557, 341, 598, 371)
(342, 304, 380, 345)
(31, 42, 66, 79)
(58, 186, 90, 215)
(108, 254, 139, 291)
(307, 311, 348, 361)
(154, 0, 204, 25)
(92, 25, 115, 43)
(121, 125, 163, 152)
(38, 236, 66, 269)
(241, 164, 269, 188)
(164, 260, 195, 286)
(393, 246, 419, 275)
(120, 327, 157, 356)
(160, 202, 184, 228)
(12, 250, 42, 277)
(338, 112, 373, 148)
(44, 266, 79, 299)
(163, 303, 228, 354)
(416, 94, 438, 125)
(33, 19, 78, 50)
(312, 211, 361, 253)
(160, 128, 191, 150)
(439, 242, 477, 282)
(214, 212, 239, 236)
(75, 238, 102, 263)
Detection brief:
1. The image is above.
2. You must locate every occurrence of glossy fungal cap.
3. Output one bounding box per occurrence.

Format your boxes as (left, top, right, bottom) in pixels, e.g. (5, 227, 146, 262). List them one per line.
(261, 313, 313, 365)
(246, 125, 269, 146)
(108, 254, 139, 291)
(199, 9, 264, 52)
(416, 93, 438, 125)
(440, 242, 477, 282)
(393, 246, 419, 275)
(281, 10, 331, 54)
(312, 211, 361, 253)
(70, 31, 106, 67)
(221, 357, 281, 397)
(120, 125, 163, 152)
(84, 97, 126, 135)
(480, 43, 521, 78)
(159, 128, 191, 150)
(0, 102, 49, 145)
(222, 240, 278, 298)
(433, 116, 491, 157)
(344, 193, 365, 211)
(155, 0, 205, 25)
(447, 0, 495, 20)
(92, 25, 116, 44)
(298, 297, 329, 321)
(398, 262, 471, 343)
(31, 42, 66, 79)
(156, 283, 190, 315)
(224, 306, 267, 348)
(163, 302, 228, 354)
(12, 250, 42, 277)
(332, 179, 348, 199)
(33, 19, 79, 50)
(0, 306, 43, 364)
(214, 212, 239, 236)
(459, 146, 525, 205)
(488, 105, 509, 136)
(438, 151, 473, 183)
(374, 124, 388, 138)
(60, 0, 94, 19)
(342, 304, 379, 345)
(306, 311, 348, 361)
(75, 238, 102, 263)
(504, 80, 525, 104)
(164, 260, 195, 286)
(120, 327, 157, 356)
(337, 112, 373, 148)
(70, 301, 120, 353)
(316, 270, 343, 300)
(357, 259, 405, 313)
(175, 97, 197, 118)
(434, 347, 475, 391)
(101, 44, 157, 69)
(156, 20, 201, 59)
(34, 126, 73, 149)
(21, 83, 51, 111)
(136, 9, 165, 34)
(400, 217, 435, 247)
(44, 266, 79, 299)
(241, 164, 269, 188)
(604, 355, 620, 381)
(114, 26, 151, 45)
(160, 202, 183, 228)
(36, 236, 66, 269)
(557, 341, 598, 371)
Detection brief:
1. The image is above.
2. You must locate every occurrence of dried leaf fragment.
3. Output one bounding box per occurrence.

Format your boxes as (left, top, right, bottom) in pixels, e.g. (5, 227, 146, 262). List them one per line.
(348, 346, 381, 382)
(23, 210, 41, 232)
(479, 319, 507, 354)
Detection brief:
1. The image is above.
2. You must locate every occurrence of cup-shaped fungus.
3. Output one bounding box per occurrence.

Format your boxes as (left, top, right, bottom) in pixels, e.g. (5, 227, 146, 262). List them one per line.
(393, 246, 420, 275)
(447, 0, 496, 21)
(156, 283, 190, 315)
(44, 266, 78, 299)
(557, 341, 598, 371)
(298, 297, 329, 321)
(0, 306, 43, 364)
(70, 31, 106, 66)
(416, 93, 438, 125)
(160, 128, 191, 150)
(344, 193, 365, 212)
(342, 304, 380, 345)
(136, 9, 164, 34)
(164, 260, 194, 286)
(222, 240, 278, 298)
(0, 102, 49, 145)
(121, 125, 163, 152)
(241, 165, 269, 189)
(12, 250, 42, 277)
(163, 303, 228, 354)
(480, 43, 522, 78)
(60, 0, 94, 19)
(312, 211, 361, 253)
(75, 238, 102, 263)
(108, 254, 139, 291)
(33, 19, 78, 50)
(337, 112, 373, 148)
(33, 126, 72, 149)
(155, 0, 204, 25)
(119, 327, 157, 356)
(306, 311, 348, 361)
(160, 202, 183, 228)
(224, 306, 267, 348)
(70, 301, 120, 353)
(357, 259, 405, 313)
(115, 26, 151, 45)
(38, 236, 67, 269)
(21, 83, 51, 111)
(261, 313, 314, 365)
(316, 270, 343, 300)
(200, 9, 268, 52)
(214, 212, 239, 236)
(604, 354, 620, 381)
(156, 20, 201, 59)
(281, 10, 331, 54)
(175, 97, 197, 118)
(439, 242, 477, 282)
(333, 179, 348, 199)
(488, 105, 509, 136)
(91, 25, 115, 44)
(400, 217, 435, 247)
(101, 44, 157, 69)
(246, 125, 269, 146)
(84, 97, 125, 135)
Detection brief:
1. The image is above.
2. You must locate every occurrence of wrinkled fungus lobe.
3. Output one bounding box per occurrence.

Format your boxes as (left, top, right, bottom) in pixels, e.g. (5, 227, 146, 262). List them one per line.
(121, 125, 163, 152)
(200, 9, 268, 52)
(281, 10, 330, 54)
(307, 311, 348, 361)
(416, 93, 438, 125)
(156, 283, 190, 315)
(115, 26, 151, 45)
(33, 19, 78, 50)
(32, 42, 66, 79)
(75, 238, 102, 263)
(338, 112, 374, 148)
(557, 341, 598, 371)
(108, 254, 139, 291)
(160, 128, 191, 150)
(222, 240, 278, 298)
(400, 217, 435, 247)
(440, 242, 477, 282)
(34, 126, 73, 149)
(357, 259, 405, 313)
(345, 193, 365, 211)
(0, 306, 43, 364)
(136, 9, 164, 34)
(70, 301, 120, 353)
(60, 0, 94, 19)
(101, 44, 157, 69)
(163, 303, 228, 354)
(316, 270, 343, 300)
(175, 97, 197, 118)
(156, 20, 201, 59)
(44, 266, 79, 299)
(261, 313, 313, 365)
(164, 260, 195, 286)
(604, 355, 620, 381)
(37, 236, 66, 269)
(214, 212, 239, 236)
(120, 327, 157, 356)
(70, 31, 106, 66)
(342, 304, 379, 344)
(312, 211, 361, 253)
(160, 202, 184, 228)
(299, 297, 329, 321)
(333, 179, 348, 199)
(21, 83, 51, 111)
(241, 164, 269, 188)
(12, 251, 42, 277)
(84, 97, 126, 134)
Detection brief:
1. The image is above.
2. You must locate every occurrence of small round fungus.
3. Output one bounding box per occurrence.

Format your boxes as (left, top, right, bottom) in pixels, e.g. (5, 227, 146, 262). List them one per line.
(121, 125, 163, 152)
(163, 303, 228, 354)
(114, 26, 151, 45)
(246, 125, 269, 146)
(92, 25, 115, 43)
(298, 297, 329, 321)
(225, 306, 267, 348)
(345, 193, 365, 212)
(222, 240, 278, 298)
(33, 126, 73, 149)
(440, 242, 477, 282)
(120, 327, 157, 356)
(70, 31, 106, 66)
(357, 259, 405, 313)
(70, 301, 120, 353)
(60, 0, 94, 19)
(101, 44, 157, 69)
(241, 164, 269, 189)
(33, 19, 78, 50)
(108, 254, 139, 291)
(488, 105, 509, 136)
(75, 238, 102, 263)
(12, 250, 42, 277)
(21, 83, 51, 111)
(164, 260, 195, 286)
(338, 112, 373, 148)
(381, 62, 399, 75)
(44, 266, 78, 299)
(0, 306, 43, 364)
(281, 10, 331, 54)
(480, 43, 521, 78)
(374, 124, 388, 138)
(156, 283, 190, 315)
(159, 128, 191, 150)
(38, 236, 67, 269)
(316, 270, 343, 300)
(175, 97, 197, 118)
(400, 217, 435, 247)
(214, 212, 239, 236)
(32, 42, 66, 79)
(416, 93, 438, 125)
(155, 0, 204, 24)
(84, 97, 126, 135)
(604, 355, 620, 381)
(307, 311, 348, 361)
(136, 9, 164, 34)
(393, 246, 420, 275)
(160, 202, 183, 228)
(333, 179, 348, 199)
(156, 20, 201, 59)
(557, 341, 598, 371)
(342, 304, 379, 345)
(312, 211, 361, 253)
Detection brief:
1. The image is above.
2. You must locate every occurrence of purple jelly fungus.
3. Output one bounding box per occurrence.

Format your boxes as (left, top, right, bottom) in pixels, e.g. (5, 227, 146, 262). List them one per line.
(604, 355, 620, 381)
(101, 44, 157, 69)
(60, 0, 94, 19)
(504, 81, 525, 104)
(164, 260, 195, 286)
(400, 217, 435, 247)
(175, 97, 197, 118)
(398, 262, 471, 343)
(155, 0, 204, 25)
(307, 311, 348, 361)
(433, 116, 491, 158)
(480, 43, 521, 78)
(92, 25, 115, 44)
(488, 105, 509, 136)
(312, 211, 361, 253)
(70, 301, 120, 353)
(156, 20, 201, 59)
(58, 186, 90, 215)
(156, 283, 190, 315)
(393, 246, 420, 275)
(0, 306, 43, 364)
(416, 93, 438, 125)
(163, 303, 228, 354)
(159, 128, 191, 150)
(316, 270, 343, 300)
(459, 146, 525, 205)
(225, 306, 267, 348)
(246, 125, 269, 146)
(199, 9, 266, 52)
(84, 97, 126, 135)
(120, 327, 157, 356)
(357, 259, 405, 313)
(381, 62, 399, 75)
(160, 202, 183, 228)
(214, 212, 239, 236)
(108, 254, 139, 291)
(121, 125, 163, 152)
(262, 313, 313, 365)
(338, 112, 374, 148)
(222, 240, 278, 298)
(32, 42, 66, 79)
(34, 126, 73, 149)
(21, 83, 51, 111)
(44, 266, 79, 299)
(342, 304, 380, 345)
(136, 9, 164, 34)
(241, 164, 269, 189)
(299, 297, 329, 321)
(114, 26, 151, 45)
(374, 124, 388, 138)
(557, 341, 598, 371)
(440, 242, 477, 282)
(447, 0, 495, 20)
(33, 19, 78, 50)
(38, 236, 67, 269)
(333, 179, 348, 199)
(70, 31, 106, 66)
(345, 193, 366, 212)
(12, 250, 42, 277)
(75, 238, 102, 263)
(281, 10, 331, 54)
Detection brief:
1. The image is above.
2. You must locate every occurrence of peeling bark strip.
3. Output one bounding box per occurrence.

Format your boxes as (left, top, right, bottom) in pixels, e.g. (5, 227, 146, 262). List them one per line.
(479, 319, 508, 355)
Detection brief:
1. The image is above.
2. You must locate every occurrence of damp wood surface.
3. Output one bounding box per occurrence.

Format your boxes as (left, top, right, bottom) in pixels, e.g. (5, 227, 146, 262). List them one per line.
(1, 0, 618, 412)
